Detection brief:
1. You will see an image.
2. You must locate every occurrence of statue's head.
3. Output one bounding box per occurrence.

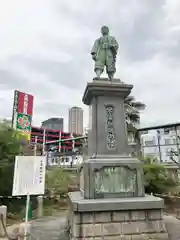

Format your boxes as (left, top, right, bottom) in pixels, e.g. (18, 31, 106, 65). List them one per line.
(101, 26, 109, 36)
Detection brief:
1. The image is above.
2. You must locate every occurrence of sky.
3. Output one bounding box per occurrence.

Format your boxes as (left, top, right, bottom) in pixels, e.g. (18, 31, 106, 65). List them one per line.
(0, 0, 180, 131)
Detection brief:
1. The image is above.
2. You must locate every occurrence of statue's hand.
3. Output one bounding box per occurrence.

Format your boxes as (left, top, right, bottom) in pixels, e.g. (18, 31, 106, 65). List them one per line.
(110, 45, 116, 51)
(92, 54, 96, 61)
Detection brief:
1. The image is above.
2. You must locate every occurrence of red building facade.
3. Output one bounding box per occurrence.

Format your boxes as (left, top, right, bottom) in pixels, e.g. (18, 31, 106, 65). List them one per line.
(30, 126, 83, 152)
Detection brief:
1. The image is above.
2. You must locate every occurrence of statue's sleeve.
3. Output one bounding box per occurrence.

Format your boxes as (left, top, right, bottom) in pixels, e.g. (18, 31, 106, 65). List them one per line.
(111, 37, 119, 54)
(91, 39, 99, 55)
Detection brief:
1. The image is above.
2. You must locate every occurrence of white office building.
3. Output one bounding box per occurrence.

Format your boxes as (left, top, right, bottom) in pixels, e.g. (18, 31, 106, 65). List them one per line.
(140, 126, 180, 163)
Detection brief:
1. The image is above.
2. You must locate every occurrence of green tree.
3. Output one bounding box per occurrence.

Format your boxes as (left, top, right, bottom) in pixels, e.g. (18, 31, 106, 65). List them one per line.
(141, 157, 178, 194)
(45, 168, 70, 197)
(125, 95, 146, 132)
(125, 96, 145, 156)
(0, 122, 26, 196)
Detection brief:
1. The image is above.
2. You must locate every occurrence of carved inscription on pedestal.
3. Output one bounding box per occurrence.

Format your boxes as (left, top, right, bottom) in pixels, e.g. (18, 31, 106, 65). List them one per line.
(94, 166, 137, 197)
(105, 105, 117, 150)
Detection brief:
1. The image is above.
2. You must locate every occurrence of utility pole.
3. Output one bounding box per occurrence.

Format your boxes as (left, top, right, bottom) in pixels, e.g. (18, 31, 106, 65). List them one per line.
(157, 130, 162, 163)
(34, 136, 38, 156)
(42, 129, 46, 156)
(59, 131, 61, 153)
(174, 126, 180, 164)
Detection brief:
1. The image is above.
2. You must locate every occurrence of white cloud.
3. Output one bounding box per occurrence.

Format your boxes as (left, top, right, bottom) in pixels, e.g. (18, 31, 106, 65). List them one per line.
(0, 0, 180, 131)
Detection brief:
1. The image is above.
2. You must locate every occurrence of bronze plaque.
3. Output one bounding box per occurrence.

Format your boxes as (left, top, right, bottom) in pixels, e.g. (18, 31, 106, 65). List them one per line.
(94, 166, 137, 194)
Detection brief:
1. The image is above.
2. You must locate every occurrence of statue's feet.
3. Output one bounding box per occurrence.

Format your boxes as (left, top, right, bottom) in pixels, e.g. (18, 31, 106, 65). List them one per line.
(108, 73, 114, 81)
(95, 70, 103, 78)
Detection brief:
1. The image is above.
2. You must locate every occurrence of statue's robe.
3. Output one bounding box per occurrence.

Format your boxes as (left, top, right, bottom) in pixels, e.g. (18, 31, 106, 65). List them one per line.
(91, 35, 119, 74)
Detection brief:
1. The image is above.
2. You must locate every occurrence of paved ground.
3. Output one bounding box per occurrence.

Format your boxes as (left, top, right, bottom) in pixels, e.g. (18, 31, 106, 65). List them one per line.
(31, 213, 69, 240)
(22, 213, 180, 240)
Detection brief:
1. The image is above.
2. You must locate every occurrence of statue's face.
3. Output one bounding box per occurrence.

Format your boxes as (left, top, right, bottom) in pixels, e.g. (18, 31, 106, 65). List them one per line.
(101, 26, 109, 35)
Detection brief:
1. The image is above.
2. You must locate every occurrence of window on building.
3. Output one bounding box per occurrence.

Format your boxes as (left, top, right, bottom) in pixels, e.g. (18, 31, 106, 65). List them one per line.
(140, 130, 148, 135)
(165, 148, 173, 156)
(164, 127, 175, 134)
(164, 128, 170, 134)
(145, 153, 156, 156)
(164, 139, 171, 145)
(144, 140, 154, 146)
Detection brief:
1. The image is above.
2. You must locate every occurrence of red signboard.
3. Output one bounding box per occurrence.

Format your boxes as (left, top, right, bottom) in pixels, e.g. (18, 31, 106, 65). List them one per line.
(17, 91, 34, 116)
(12, 90, 34, 138)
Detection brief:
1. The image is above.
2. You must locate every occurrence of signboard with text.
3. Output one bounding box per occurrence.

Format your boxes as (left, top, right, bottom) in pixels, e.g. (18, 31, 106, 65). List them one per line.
(12, 156, 46, 196)
(17, 91, 34, 115)
(12, 90, 34, 140)
(16, 113, 32, 132)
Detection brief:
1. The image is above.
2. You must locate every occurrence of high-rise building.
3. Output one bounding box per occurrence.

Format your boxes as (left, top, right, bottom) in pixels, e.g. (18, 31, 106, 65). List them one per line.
(41, 117, 64, 131)
(68, 107, 83, 134)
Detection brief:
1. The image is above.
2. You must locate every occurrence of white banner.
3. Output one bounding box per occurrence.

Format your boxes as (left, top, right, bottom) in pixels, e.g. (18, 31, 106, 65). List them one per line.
(12, 156, 46, 196)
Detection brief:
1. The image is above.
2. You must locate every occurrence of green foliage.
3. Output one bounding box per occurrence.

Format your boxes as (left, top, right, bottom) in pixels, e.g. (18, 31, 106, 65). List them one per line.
(45, 168, 70, 197)
(0, 122, 25, 196)
(141, 156, 178, 194)
(0, 122, 37, 216)
(125, 95, 145, 126)
(0, 128, 19, 163)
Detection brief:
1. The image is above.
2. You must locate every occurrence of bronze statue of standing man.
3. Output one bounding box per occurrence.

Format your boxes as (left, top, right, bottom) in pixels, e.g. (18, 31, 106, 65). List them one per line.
(91, 26, 119, 80)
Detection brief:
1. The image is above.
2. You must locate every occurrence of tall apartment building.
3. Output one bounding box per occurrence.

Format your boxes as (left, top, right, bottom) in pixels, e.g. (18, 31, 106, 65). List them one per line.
(68, 107, 83, 134)
(41, 117, 64, 131)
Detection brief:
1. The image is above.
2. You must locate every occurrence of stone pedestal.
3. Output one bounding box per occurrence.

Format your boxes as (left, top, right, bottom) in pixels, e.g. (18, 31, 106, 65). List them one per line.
(81, 157, 144, 199)
(68, 78, 168, 239)
(85, 79, 131, 158)
(68, 192, 167, 239)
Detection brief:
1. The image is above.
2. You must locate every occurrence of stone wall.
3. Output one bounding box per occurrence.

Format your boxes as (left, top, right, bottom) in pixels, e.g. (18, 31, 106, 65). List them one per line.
(69, 209, 168, 239)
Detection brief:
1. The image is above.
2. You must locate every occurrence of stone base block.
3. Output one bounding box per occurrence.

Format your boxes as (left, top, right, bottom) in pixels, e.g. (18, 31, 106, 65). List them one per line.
(69, 234, 168, 240)
(68, 192, 168, 239)
(0, 206, 7, 237)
